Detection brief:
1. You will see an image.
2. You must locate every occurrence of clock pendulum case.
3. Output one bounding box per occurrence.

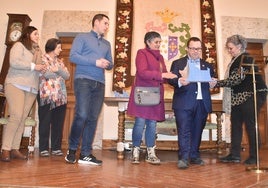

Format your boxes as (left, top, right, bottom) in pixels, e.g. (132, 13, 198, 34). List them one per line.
(0, 13, 32, 85)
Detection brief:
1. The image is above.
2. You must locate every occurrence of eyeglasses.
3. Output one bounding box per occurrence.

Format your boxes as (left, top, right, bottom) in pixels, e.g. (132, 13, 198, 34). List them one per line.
(188, 47, 202, 52)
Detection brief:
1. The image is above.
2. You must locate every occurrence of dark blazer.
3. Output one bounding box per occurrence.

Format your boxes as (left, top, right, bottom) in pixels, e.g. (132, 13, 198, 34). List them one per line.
(217, 52, 267, 95)
(168, 55, 215, 113)
(216, 52, 267, 107)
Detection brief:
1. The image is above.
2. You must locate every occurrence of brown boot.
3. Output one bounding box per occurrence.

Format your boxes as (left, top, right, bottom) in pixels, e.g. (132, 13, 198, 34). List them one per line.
(11, 149, 27, 160)
(1, 150, 11, 162)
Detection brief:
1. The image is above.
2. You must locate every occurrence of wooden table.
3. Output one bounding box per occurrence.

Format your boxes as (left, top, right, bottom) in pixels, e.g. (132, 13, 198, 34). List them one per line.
(104, 97, 225, 159)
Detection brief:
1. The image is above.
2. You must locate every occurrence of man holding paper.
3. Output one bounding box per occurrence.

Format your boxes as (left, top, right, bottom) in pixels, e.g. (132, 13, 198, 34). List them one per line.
(168, 37, 215, 169)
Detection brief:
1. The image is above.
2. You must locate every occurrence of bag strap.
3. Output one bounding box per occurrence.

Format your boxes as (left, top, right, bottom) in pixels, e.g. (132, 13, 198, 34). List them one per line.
(145, 48, 163, 73)
(134, 50, 163, 87)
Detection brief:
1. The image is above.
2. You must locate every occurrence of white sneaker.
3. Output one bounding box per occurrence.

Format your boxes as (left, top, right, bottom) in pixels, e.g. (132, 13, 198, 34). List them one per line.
(40, 150, 50, 157)
(51, 150, 63, 156)
(132, 146, 140, 164)
(146, 146, 160, 165)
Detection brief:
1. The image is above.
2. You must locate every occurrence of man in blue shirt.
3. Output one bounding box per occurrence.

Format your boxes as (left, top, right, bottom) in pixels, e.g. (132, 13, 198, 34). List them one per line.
(65, 14, 113, 165)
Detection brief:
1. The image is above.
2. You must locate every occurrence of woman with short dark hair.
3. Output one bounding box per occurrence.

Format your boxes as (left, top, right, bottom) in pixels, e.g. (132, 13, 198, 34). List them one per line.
(38, 38, 70, 157)
(127, 31, 177, 164)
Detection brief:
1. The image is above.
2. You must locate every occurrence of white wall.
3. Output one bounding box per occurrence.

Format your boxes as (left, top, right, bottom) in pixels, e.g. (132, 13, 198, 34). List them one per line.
(0, 0, 117, 69)
(214, 0, 268, 78)
(0, 0, 118, 143)
(0, 0, 267, 142)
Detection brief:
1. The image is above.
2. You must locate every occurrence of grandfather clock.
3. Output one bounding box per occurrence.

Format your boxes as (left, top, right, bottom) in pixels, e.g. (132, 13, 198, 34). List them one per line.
(0, 13, 32, 85)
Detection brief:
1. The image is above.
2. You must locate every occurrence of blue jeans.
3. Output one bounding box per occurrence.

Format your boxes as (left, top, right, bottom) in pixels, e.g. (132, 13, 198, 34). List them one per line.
(68, 78, 104, 156)
(132, 117, 156, 147)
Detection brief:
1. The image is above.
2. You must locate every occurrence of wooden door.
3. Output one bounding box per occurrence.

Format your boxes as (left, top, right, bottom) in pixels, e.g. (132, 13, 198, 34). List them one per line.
(242, 42, 268, 148)
(58, 36, 75, 149)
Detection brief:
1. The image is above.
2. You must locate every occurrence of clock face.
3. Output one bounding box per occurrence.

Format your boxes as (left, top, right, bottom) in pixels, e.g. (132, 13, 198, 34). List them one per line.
(8, 22, 23, 42)
(9, 30, 22, 42)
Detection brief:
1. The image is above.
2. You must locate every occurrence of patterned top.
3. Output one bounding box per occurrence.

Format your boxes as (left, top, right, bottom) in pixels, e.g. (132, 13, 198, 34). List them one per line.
(39, 54, 70, 109)
(216, 53, 267, 107)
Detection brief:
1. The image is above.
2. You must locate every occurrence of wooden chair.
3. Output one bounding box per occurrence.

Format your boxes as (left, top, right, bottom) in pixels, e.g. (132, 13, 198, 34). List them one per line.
(124, 112, 224, 153)
(156, 112, 223, 153)
(0, 94, 7, 148)
(0, 96, 36, 154)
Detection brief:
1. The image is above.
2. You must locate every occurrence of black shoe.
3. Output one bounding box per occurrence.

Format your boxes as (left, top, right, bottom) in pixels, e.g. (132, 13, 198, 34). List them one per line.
(190, 158, 205, 165)
(65, 149, 76, 164)
(220, 154, 241, 163)
(78, 154, 102, 166)
(244, 157, 257, 165)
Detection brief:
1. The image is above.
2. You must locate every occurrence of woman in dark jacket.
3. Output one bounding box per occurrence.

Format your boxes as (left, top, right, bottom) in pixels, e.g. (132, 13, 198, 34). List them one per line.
(216, 34, 267, 165)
